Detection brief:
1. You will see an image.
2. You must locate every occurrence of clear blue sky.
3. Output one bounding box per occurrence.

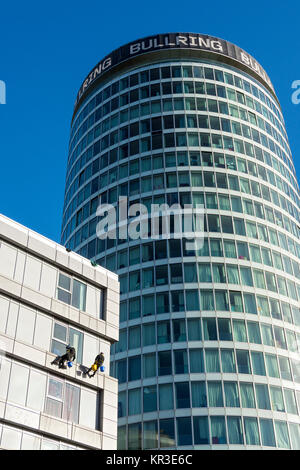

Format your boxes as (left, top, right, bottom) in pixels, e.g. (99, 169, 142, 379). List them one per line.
(0, 0, 299, 243)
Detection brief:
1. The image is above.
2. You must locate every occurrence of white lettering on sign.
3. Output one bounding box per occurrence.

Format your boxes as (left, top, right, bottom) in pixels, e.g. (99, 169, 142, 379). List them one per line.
(77, 57, 113, 101)
(130, 43, 140, 54)
(198, 37, 210, 48)
(211, 40, 223, 52)
(130, 35, 224, 55)
(176, 35, 189, 46)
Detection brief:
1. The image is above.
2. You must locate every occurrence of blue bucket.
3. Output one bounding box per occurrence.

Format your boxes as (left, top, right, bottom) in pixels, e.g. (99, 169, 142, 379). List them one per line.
(67, 361, 73, 368)
(100, 366, 105, 372)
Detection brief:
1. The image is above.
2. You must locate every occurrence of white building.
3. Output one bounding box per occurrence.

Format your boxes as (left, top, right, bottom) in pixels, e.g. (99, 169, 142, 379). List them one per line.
(0, 213, 119, 450)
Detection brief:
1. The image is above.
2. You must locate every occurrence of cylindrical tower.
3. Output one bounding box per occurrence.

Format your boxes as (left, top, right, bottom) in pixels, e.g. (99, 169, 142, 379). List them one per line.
(61, 33, 300, 449)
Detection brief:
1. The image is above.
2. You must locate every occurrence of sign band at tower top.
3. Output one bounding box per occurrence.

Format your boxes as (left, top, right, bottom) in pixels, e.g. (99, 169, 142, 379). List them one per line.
(74, 32, 275, 113)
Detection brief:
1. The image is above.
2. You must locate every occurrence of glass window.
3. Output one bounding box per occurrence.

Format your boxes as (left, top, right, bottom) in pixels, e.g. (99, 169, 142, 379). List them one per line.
(170, 264, 183, 284)
(142, 295, 155, 317)
(275, 421, 290, 449)
(205, 349, 220, 372)
(128, 356, 141, 381)
(191, 382, 207, 407)
(289, 423, 300, 450)
(143, 353, 156, 378)
(284, 388, 298, 414)
(227, 265, 240, 284)
(193, 416, 209, 445)
(159, 383, 174, 410)
(253, 269, 265, 289)
(128, 388, 141, 415)
(157, 321, 171, 344)
(69, 328, 83, 363)
(198, 264, 212, 282)
(171, 291, 185, 312)
(244, 293, 257, 314)
(250, 245, 262, 264)
(244, 417, 260, 445)
(176, 417, 192, 446)
(261, 324, 274, 346)
(129, 298, 140, 320)
(257, 296, 270, 316)
(212, 264, 226, 283)
(265, 354, 280, 378)
(143, 385, 157, 413)
(274, 326, 287, 349)
(247, 322, 261, 344)
(279, 356, 292, 381)
(224, 241, 237, 258)
(224, 382, 240, 407)
(174, 350, 188, 374)
(221, 349, 236, 373)
(215, 291, 229, 311)
(128, 326, 141, 350)
(208, 381, 223, 407)
(186, 290, 200, 311)
(171, 319, 186, 343)
(51, 323, 83, 364)
(187, 319, 202, 341)
(240, 267, 253, 286)
(118, 391, 127, 418)
(200, 290, 215, 310)
(58, 273, 71, 291)
(210, 239, 223, 257)
(189, 349, 204, 373)
(160, 419, 175, 448)
(236, 350, 251, 374)
(227, 416, 243, 444)
(233, 320, 247, 342)
(218, 318, 232, 340)
(71, 280, 87, 311)
(251, 351, 266, 376)
(210, 416, 226, 444)
(116, 359, 127, 383)
(203, 318, 217, 341)
(156, 293, 169, 314)
(144, 421, 158, 450)
(128, 423, 142, 450)
(255, 384, 270, 409)
(143, 323, 155, 346)
(184, 264, 198, 283)
(53, 323, 67, 342)
(240, 383, 255, 408)
(259, 419, 276, 447)
(208, 215, 220, 232)
(175, 382, 190, 408)
(270, 386, 285, 412)
(158, 351, 172, 376)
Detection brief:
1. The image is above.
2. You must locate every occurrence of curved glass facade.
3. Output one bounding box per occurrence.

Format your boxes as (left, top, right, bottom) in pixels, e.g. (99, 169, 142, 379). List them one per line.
(61, 35, 300, 449)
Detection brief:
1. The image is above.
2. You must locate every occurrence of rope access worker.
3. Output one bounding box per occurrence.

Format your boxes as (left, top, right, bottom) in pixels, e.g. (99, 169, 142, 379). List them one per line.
(87, 352, 105, 377)
(52, 345, 76, 369)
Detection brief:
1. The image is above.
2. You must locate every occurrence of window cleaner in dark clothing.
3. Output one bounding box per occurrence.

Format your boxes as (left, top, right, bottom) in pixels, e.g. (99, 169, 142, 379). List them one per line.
(51, 345, 76, 369)
(87, 353, 105, 377)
